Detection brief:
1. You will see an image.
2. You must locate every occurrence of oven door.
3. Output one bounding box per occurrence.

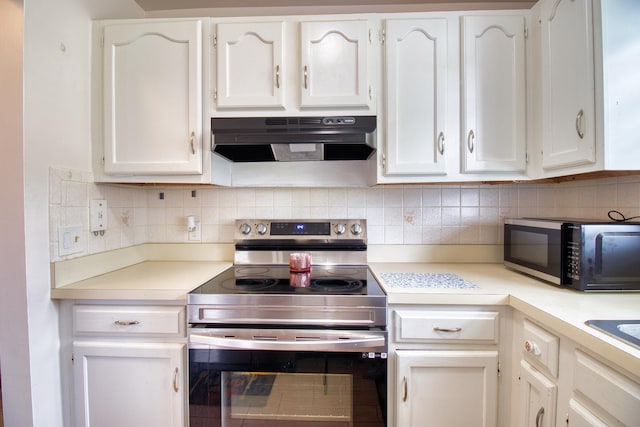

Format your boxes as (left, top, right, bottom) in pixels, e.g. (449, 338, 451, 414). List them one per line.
(188, 328, 387, 427)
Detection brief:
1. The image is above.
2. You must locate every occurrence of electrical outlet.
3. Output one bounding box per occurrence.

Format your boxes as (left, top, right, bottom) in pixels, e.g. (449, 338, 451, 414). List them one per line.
(90, 199, 107, 233)
(58, 225, 83, 256)
(188, 221, 201, 241)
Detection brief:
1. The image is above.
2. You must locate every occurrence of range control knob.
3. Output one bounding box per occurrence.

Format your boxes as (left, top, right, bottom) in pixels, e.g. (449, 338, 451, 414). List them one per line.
(239, 223, 252, 235)
(335, 223, 347, 235)
(256, 223, 268, 235)
(351, 223, 363, 236)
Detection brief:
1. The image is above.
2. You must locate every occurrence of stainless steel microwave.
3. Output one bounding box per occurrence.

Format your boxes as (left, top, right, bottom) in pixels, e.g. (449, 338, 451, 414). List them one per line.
(504, 218, 640, 291)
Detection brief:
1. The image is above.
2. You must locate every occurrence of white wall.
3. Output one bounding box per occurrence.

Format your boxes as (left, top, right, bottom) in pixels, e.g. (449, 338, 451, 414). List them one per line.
(50, 172, 640, 262)
(0, 1, 31, 425)
(0, 0, 144, 426)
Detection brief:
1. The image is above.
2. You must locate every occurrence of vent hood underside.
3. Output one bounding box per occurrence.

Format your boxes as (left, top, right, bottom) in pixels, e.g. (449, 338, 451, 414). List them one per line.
(212, 116, 376, 162)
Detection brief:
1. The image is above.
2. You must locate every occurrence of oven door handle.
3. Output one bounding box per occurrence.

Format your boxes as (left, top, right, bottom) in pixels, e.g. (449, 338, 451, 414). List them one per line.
(189, 332, 386, 352)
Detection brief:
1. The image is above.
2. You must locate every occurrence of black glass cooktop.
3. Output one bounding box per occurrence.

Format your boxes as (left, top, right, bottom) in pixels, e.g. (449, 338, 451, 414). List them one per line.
(190, 265, 385, 296)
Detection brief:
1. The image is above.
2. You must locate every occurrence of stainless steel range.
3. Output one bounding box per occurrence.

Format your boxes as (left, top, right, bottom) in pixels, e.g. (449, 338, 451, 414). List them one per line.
(187, 219, 387, 427)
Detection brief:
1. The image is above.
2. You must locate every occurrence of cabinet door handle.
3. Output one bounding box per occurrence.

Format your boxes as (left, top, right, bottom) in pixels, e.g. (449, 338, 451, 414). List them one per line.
(437, 131, 445, 155)
(575, 109, 585, 139)
(303, 65, 309, 89)
(113, 320, 140, 326)
(275, 65, 280, 89)
(402, 376, 408, 402)
(189, 131, 196, 155)
(433, 326, 462, 333)
(173, 367, 179, 392)
(467, 129, 475, 153)
(535, 406, 544, 427)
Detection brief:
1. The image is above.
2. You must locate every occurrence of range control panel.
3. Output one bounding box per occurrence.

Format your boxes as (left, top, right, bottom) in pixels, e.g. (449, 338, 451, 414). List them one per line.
(234, 219, 366, 241)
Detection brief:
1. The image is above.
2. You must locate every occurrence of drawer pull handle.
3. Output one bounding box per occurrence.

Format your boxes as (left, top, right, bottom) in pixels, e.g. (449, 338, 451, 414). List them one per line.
(433, 326, 462, 333)
(114, 320, 140, 326)
(535, 406, 544, 427)
(524, 340, 541, 356)
(402, 376, 408, 402)
(173, 367, 179, 393)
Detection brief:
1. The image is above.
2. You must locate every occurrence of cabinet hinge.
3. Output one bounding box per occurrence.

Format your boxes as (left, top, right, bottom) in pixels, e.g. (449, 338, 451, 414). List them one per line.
(525, 152, 529, 164)
(524, 26, 529, 39)
(381, 153, 386, 169)
(100, 34, 104, 48)
(213, 33, 217, 48)
(101, 156, 105, 166)
(71, 353, 75, 365)
(369, 28, 372, 44)
(381, 29, 386, 45)
(497, 361, 501, 377)
(213, 88, 217, 101)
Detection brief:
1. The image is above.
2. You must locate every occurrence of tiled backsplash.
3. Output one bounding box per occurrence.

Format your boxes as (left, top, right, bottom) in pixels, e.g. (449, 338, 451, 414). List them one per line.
(49, 168, 640, 261)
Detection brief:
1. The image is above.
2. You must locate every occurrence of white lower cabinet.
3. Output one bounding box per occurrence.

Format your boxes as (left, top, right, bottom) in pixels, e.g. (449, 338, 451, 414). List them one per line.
(517, 360, 557, 427)
(70, 304, 187, 427)
(390, 307, 503, 427)
(396, 349, 498, 426)
(73, 341, 185, 427)
(511, 312, 640, 427)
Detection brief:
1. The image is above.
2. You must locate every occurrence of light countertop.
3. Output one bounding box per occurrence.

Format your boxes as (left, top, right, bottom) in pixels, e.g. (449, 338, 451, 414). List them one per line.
(50, 260, 231, 301)
(369, 262, 640, 377)
(50, 255, 640, 377)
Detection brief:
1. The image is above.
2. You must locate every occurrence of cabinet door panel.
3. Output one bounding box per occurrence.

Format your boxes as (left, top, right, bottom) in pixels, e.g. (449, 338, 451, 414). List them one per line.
(461, 15, 526, 173)
(384, 18, 447, 176)
(103, 21, 202, 175)
(568, 399, 609, 427)
(300, 20, 370, 107)
(73, 341, 185, 427)
(216, 22, 284, 108)
(541, 0, 596, 169)
(518, 361, 557, 427)
(396, 350, 498, 427)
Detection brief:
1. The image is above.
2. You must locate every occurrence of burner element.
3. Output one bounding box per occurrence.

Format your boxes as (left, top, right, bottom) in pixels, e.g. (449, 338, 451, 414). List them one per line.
(222, 277, 280, 292)
(310, 278, 364, 292)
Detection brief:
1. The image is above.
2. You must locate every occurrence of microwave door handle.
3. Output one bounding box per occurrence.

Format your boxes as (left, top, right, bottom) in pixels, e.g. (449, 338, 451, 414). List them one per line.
(189, 333, 385, 352)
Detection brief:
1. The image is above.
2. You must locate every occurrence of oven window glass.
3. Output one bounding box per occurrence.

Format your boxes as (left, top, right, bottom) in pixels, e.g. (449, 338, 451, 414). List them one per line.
(510, 230, 549, 266)
(189, 349, 386, 427)
(221, 372, 353, 424)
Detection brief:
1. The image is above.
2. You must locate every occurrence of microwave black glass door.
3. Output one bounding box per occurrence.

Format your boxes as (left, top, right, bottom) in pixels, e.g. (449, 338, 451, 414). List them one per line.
(505, 224, 562, 279)
(586, 227, 640, 289)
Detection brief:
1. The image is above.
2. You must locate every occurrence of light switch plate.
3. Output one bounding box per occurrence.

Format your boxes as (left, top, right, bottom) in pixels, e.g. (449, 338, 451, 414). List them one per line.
(58, 225, 83, 256)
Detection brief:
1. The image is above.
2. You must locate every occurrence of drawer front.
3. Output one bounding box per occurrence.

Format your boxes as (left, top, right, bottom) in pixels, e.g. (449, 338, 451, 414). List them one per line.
(73, 305, 185, 337)
(393, 310, 499, 343)
(522, 319, 560, 378)
(574, 350, 640, 426)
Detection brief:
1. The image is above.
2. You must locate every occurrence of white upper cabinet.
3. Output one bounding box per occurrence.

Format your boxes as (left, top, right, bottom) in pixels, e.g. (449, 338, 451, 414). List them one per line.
(539, 0, 596, 170)
(102, 20, 204, 176)
(300, 20, 371, 108)
(461, 15, 527, 173)
(212, 18, 375, 116)
(215, 22, 285, 108)
(383, 18, 448, 176)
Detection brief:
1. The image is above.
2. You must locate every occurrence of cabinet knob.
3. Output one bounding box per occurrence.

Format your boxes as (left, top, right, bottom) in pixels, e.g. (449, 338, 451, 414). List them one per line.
(524, 339, 541, 356)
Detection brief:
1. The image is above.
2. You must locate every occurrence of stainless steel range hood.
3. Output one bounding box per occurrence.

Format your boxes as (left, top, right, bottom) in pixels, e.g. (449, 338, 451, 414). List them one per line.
(212, 116, 376, 162)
